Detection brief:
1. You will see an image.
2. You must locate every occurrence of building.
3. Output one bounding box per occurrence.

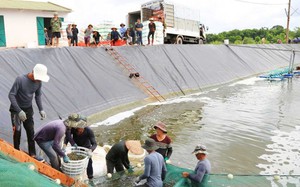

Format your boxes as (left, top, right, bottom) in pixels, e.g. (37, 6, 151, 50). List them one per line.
(0, 0, 71, 48)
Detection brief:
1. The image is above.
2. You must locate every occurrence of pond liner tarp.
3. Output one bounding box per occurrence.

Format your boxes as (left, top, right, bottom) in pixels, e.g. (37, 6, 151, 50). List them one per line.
(0, 44, 299, 145)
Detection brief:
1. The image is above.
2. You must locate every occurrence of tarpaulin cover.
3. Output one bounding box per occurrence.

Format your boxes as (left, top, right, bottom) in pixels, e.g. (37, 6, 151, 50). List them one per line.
(0, 44, 299, 145)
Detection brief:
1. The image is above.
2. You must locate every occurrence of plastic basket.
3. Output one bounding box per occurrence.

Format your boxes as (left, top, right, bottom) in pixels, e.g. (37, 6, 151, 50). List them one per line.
(61, 146, 89, 176)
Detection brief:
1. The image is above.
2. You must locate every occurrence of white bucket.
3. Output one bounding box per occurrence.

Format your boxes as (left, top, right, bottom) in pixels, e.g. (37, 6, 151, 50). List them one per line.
(224, 39, 229, 45)
(61, 146, 90, 177)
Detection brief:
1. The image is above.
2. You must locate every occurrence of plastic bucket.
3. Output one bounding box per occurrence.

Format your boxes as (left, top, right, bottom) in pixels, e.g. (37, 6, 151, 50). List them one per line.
(61, 146, 89, 176)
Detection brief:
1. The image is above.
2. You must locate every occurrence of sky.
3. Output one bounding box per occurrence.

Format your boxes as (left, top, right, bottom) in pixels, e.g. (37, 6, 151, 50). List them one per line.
(37, 0, 299, 34)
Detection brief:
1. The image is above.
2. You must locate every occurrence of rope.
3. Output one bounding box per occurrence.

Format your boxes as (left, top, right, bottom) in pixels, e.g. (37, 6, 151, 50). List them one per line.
(211, 173, 300, 177)
(227, 44, 300, 53)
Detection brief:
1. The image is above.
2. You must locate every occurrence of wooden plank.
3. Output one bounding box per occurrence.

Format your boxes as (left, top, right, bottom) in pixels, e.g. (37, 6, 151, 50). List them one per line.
(0, 139, 80, 186)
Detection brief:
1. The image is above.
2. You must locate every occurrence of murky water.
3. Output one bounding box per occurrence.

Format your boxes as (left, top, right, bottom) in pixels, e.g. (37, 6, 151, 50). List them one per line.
(92, 76, 300, 186)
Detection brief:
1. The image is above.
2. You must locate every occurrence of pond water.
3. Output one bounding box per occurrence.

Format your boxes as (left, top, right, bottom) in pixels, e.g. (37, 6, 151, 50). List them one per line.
(92, 76, 300, 186)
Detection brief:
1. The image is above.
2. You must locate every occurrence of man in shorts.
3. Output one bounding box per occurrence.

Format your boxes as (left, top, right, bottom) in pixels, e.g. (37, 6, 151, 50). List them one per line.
(51, 12, 62, 47)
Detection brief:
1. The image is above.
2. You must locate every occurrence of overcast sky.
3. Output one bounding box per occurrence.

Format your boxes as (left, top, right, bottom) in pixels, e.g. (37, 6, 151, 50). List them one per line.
(38, 0, 299, 34)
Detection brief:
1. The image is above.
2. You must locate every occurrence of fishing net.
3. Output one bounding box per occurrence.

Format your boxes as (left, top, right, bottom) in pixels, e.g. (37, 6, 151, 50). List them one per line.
(0, 151, 60, 187)
(164, 164, 300, 187)
(83, 163, 300, 187)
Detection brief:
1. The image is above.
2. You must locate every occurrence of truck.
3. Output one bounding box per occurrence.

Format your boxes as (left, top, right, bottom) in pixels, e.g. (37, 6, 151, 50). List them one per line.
(127, 0, 206, 44)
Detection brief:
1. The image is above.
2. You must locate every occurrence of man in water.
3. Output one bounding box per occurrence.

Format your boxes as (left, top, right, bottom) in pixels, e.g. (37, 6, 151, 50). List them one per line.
(182, 144, 211, 185)
(135, 138, 167, 187)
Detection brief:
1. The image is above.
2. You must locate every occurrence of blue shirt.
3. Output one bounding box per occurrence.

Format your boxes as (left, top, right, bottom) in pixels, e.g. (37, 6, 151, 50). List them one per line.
(139, 151, 167, 187)
(189, 158, 211, 183)
(119, 27, 127, 37)
(34, 120, 66, 157)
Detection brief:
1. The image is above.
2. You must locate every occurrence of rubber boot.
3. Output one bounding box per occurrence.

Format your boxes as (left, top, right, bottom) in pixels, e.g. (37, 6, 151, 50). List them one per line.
(13, 130, 21, 150)
(147, 38, 150, 45)
(151, 39, 154, 45)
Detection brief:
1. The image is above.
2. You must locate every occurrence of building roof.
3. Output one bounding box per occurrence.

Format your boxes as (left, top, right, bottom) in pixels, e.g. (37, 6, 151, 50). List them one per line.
(0, 0, 71, 12)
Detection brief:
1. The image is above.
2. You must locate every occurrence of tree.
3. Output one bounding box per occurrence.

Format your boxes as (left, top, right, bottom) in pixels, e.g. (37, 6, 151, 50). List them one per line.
(206, 25, 293, 44)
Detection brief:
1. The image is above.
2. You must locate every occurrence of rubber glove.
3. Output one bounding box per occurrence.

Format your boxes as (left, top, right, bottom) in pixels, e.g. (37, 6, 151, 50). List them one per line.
(164, 157, 169, 161)
(62, 144, 67, 153)
(87, 149, 93, 157)
(39, 110, 46, 120)
(128, 165, 134, 173)
(63, 155, 70, 163)
(18, 110, 27, 122)
(73, 143, 78, 149)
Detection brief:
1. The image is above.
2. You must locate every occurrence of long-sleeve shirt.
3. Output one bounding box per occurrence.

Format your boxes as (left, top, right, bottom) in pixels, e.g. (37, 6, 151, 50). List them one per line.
(64, 127, 97, 151)
(72, 28, 79, 37)
(119, 27, 127, 37)
(8, 74, 43, 113)
(105, 141, 130, 169)
(189, 159, 211, 183)
(111, 30, 122, 40)
(34, 120, 66, 157)
(139, 151, 167, 187)
(150, 134, 172, 159)
(148, 22, 156, 32)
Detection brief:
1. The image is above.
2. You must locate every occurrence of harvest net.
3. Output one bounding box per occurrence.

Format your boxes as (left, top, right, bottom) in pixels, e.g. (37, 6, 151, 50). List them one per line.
(0, 151, 60, 187)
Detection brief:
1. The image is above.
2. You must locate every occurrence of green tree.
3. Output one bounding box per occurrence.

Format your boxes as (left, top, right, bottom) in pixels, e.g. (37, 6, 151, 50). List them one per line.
(243, 37, 256, 44)
(206, 25, 289, 44)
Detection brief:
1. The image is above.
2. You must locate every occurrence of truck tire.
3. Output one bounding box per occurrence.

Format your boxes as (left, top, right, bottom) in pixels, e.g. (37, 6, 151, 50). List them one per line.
(176, 37, 183, 44)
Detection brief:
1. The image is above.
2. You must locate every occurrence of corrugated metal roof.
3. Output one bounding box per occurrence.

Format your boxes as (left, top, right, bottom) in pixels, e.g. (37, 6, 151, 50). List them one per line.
(0, 0, 71, 12)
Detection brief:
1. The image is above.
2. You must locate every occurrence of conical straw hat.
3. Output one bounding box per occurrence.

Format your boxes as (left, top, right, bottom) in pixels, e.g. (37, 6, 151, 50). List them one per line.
(125, 140, 144, 155)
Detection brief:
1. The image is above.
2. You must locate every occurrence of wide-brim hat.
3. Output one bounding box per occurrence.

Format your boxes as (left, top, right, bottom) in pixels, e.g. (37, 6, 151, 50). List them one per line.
(33, 64, 50, 82)
(142, 138, 159, 151)
(111, 26, 117, 30)
(192, 144, 208, 155)
(149, 18, 154, 21)
(120, 23, 125, 27)
(65, 113, 88, 128)
(154, 121, 167, 133)
(53, 12, 58, 16)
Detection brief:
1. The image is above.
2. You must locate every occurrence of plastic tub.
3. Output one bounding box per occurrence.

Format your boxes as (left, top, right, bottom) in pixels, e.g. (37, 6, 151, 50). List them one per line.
(61, 146, 89, 176)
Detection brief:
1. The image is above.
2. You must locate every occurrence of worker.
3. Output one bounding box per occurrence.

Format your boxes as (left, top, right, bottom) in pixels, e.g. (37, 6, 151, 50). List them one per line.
(106, 140, 143, 175)
(119, 23, 127, 38)
(182, 144, 211, 185)
(34, 113, 86, 170)
(150, 121, 172, 162)
(135, 19, 144, 45)
(135, 138, 167, 187)
(92, 30, 103, 46)
(148, 18, 156, 45)
(111, 26, 122, 46)
(84, 24, 94, 47)
(64, 114, 97, 179)
(8, 64, 49, 161)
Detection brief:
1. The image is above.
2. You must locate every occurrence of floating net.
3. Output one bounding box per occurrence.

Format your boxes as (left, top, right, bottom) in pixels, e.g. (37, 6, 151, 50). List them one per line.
(0, 151, 60, 187)
(164, 164, 300, 187)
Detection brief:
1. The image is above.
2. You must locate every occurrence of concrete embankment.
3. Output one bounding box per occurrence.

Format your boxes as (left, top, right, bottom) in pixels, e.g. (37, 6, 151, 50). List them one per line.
(0, 44, 299, 143)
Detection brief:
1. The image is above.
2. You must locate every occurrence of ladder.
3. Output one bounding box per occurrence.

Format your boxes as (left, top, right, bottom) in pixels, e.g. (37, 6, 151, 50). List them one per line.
(104, 45, 165, 102)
